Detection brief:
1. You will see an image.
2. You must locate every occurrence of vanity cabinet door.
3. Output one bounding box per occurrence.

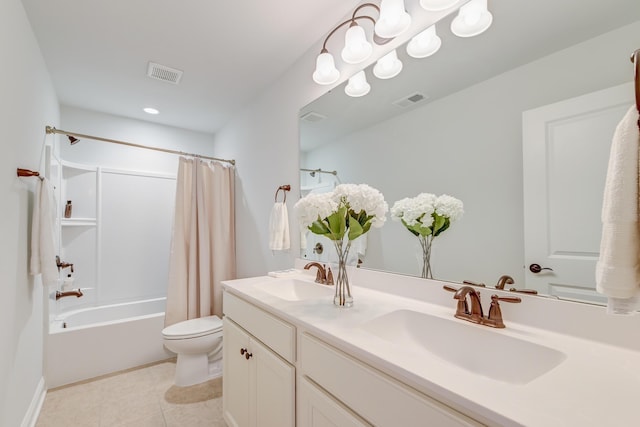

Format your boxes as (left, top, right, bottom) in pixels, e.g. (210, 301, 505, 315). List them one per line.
(252, 336, 295, 427)
(223, 317, 251, 427)
(299, 377, 371, 427)
(223, 316, 295, 427)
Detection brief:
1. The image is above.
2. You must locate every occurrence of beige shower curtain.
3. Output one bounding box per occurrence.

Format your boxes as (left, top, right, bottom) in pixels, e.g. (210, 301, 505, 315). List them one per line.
(165, 157, 236, 327)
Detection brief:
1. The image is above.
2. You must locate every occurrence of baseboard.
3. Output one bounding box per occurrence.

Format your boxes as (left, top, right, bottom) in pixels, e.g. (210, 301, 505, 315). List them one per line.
(20, 377, 46, 427)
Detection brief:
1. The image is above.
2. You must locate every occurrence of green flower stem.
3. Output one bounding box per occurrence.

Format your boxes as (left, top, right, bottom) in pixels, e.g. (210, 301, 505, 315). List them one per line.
(418, 235, 433, 279)
(333, 239, 353, 307)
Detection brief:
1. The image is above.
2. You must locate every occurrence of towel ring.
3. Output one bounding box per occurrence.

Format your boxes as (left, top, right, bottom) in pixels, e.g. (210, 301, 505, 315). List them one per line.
(275, 184, 291, 203)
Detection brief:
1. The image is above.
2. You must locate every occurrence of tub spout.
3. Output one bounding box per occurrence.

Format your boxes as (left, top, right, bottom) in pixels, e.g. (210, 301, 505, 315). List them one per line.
(56, 289, 83, 300)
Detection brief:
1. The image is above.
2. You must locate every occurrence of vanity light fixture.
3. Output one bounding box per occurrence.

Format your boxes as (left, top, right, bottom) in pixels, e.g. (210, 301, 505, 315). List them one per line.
(406, 24, 442, 58)
(345, 71, 371, 97)
(450, 0, 493, 37)
(143, 107, 160, 115)
(313, 3, 398, 85)
(313, 0, 494, 94)
(373, 49, 403, 79)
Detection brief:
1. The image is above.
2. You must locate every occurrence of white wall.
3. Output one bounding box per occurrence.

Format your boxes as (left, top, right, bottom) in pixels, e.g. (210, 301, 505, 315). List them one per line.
(216, 19, 640, 282)
(0, 1, 60, 426)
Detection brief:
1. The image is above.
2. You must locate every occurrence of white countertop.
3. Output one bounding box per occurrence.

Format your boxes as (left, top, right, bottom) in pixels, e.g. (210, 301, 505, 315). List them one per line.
(222, 272, 640, 427)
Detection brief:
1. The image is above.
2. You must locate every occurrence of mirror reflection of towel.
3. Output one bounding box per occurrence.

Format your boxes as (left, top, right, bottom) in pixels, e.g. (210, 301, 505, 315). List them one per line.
(269, 202, 290, 251)
(30, 178, 58, 286)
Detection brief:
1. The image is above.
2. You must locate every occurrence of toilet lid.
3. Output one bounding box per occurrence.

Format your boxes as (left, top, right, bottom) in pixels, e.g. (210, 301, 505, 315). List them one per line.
(162, 315, 223, 339)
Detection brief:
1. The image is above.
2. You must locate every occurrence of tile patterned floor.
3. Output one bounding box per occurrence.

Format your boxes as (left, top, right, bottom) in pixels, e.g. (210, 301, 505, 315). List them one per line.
(36, 360, 227, 427)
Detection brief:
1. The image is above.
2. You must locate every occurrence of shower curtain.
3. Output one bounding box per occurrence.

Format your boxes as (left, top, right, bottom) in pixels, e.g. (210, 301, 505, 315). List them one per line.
(165, 157, 236, 327)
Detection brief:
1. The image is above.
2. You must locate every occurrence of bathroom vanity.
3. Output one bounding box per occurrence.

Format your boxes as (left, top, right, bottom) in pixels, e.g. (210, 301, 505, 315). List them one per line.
(222, 265, 640, 427)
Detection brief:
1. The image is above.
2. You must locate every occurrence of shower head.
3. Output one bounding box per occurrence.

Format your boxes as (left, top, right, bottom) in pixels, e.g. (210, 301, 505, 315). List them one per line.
(68, 135, 80, 145)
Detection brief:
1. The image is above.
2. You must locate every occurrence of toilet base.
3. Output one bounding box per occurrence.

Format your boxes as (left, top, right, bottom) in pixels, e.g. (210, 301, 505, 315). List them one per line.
(174, 354, 222, 387)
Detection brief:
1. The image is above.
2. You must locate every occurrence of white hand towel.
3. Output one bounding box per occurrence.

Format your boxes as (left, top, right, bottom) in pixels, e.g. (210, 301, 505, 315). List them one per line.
(30, 178, 59, 286)
(269, 202, 290, 251)
(595, 105, 640, 299)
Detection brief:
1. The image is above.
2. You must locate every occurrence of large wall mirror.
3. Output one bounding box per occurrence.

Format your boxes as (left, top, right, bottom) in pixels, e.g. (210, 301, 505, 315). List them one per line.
(299, 0, 640, 305)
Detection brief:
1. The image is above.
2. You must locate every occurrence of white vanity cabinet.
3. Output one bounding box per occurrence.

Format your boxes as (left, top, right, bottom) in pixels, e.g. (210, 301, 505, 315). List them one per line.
(223, 292, 295, 427)
(300, 333, 484, 427)
(298, 376, 371, 427)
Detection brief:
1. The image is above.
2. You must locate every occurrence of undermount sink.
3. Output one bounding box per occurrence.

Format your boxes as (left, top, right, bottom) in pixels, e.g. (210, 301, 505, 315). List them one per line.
(253, 278, 333, 301)
(359, 309, 566, 385)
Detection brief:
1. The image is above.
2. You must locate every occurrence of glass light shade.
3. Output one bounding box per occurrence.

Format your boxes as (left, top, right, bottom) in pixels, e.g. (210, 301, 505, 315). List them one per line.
(451, 0, 493, 37)
(345, 71, 371, 97)
(419, 0, 458, 11)
(341, 25, 373, 64)
(373, 49, 403, 79)
(406, 25, 442, 58)
(312, 51, 340, 85)
(374, 0, 411, 39)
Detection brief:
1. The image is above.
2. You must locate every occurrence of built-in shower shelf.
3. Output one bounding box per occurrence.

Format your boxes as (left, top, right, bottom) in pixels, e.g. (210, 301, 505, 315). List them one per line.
(61, 218, 97, 227)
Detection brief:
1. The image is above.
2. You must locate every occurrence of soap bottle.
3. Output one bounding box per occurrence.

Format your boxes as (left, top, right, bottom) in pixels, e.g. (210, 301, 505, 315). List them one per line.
(64, 200, 72, 218)
(62, 274, 74, 291)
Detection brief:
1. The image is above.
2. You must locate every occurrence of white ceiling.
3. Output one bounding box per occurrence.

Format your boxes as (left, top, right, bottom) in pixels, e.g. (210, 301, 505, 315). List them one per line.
(21, 0, 362, 134)
(21, 0, 640, 138)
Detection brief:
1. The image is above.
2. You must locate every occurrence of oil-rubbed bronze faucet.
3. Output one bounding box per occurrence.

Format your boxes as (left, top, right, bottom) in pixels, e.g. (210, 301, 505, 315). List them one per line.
(55, 289, 83, 300)
(56, 255, 74, 273)
(304, 262, 333, 285)
(495, 275, 514, 290)
(495, 274, 538, 294)
(443, 285, 521, 328)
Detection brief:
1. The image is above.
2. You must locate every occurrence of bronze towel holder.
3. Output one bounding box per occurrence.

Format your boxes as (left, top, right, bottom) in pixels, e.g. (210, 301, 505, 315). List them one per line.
(275, 185, 291, 203)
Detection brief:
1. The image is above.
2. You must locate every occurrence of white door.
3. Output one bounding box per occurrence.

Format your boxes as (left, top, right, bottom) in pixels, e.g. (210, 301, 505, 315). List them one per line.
(522, 83, 634, 303)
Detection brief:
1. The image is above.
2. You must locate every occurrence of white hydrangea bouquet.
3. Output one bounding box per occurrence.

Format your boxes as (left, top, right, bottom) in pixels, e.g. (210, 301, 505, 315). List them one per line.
(390, 193, 463, 279)
(295, 184, 388, 307)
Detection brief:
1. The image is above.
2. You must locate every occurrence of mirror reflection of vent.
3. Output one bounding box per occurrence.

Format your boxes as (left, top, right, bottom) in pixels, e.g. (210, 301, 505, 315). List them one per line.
(147, 62, 183, 84)
(300, 111, 327, 123)
(392, 92, 428, 108)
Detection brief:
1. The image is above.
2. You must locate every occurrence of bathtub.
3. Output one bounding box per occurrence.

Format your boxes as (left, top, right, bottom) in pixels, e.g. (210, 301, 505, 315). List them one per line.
(46, 297, 174, 388)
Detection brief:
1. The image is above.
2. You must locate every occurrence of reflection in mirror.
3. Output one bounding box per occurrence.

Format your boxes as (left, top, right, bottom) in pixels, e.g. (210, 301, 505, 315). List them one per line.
(299, 0, 640, 305)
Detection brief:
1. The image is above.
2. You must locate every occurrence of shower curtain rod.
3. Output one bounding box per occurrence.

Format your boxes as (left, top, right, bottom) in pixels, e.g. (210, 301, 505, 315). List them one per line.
(300, 168, 337, 175)
(45, 126, 236, 166)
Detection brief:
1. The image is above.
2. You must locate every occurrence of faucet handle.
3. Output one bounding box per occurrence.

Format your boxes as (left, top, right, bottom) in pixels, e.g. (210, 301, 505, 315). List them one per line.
(485, 294, 521, 328)
(325, 266, 334, 286)
(492, 295, 521, 304)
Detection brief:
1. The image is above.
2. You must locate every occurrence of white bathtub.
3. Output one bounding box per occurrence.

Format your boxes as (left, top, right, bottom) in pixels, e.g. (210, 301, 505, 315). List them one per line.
(47, 297, 173, 388)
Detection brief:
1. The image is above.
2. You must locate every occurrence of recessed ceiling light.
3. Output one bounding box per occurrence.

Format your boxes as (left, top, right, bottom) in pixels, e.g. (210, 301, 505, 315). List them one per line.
(143, 107, 159, 115)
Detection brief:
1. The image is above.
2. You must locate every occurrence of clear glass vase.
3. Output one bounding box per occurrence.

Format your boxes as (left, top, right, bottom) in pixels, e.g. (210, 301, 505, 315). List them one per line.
(332, 239, 353, 307)
(418, 235, 434, 279)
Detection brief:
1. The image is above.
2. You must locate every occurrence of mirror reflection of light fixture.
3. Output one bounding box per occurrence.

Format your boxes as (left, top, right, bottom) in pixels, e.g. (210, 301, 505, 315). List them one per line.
(374, 0, 412, 39)
(373, 49, 403, 79)
(406, 25, 442, 58)
(451, 0, 493, 37)
(419, 0, 458, 11)
(345, 71, 371, 97)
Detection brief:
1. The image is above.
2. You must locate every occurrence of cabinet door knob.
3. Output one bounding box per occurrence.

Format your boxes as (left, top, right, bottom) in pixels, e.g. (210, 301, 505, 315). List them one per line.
(245, 351, 253, 360)
(240, 348, 247, 356)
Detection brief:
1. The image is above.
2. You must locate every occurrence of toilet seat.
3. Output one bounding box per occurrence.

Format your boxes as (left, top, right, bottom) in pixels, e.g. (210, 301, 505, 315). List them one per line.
(162, 315, 222, 340)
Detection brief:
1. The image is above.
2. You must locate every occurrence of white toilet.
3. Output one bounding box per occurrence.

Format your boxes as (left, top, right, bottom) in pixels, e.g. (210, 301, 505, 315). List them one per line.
(162, 315, 223, 387)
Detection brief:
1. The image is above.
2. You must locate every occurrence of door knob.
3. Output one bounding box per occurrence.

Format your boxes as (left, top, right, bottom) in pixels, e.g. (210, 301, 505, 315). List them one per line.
(529, 263, 553, 274)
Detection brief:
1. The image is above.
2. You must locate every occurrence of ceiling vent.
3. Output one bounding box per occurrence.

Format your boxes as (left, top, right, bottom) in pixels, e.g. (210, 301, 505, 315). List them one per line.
(392, 92, 428, 108)
(300, 111, 327, 123)
(147, 62, 183, 85)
